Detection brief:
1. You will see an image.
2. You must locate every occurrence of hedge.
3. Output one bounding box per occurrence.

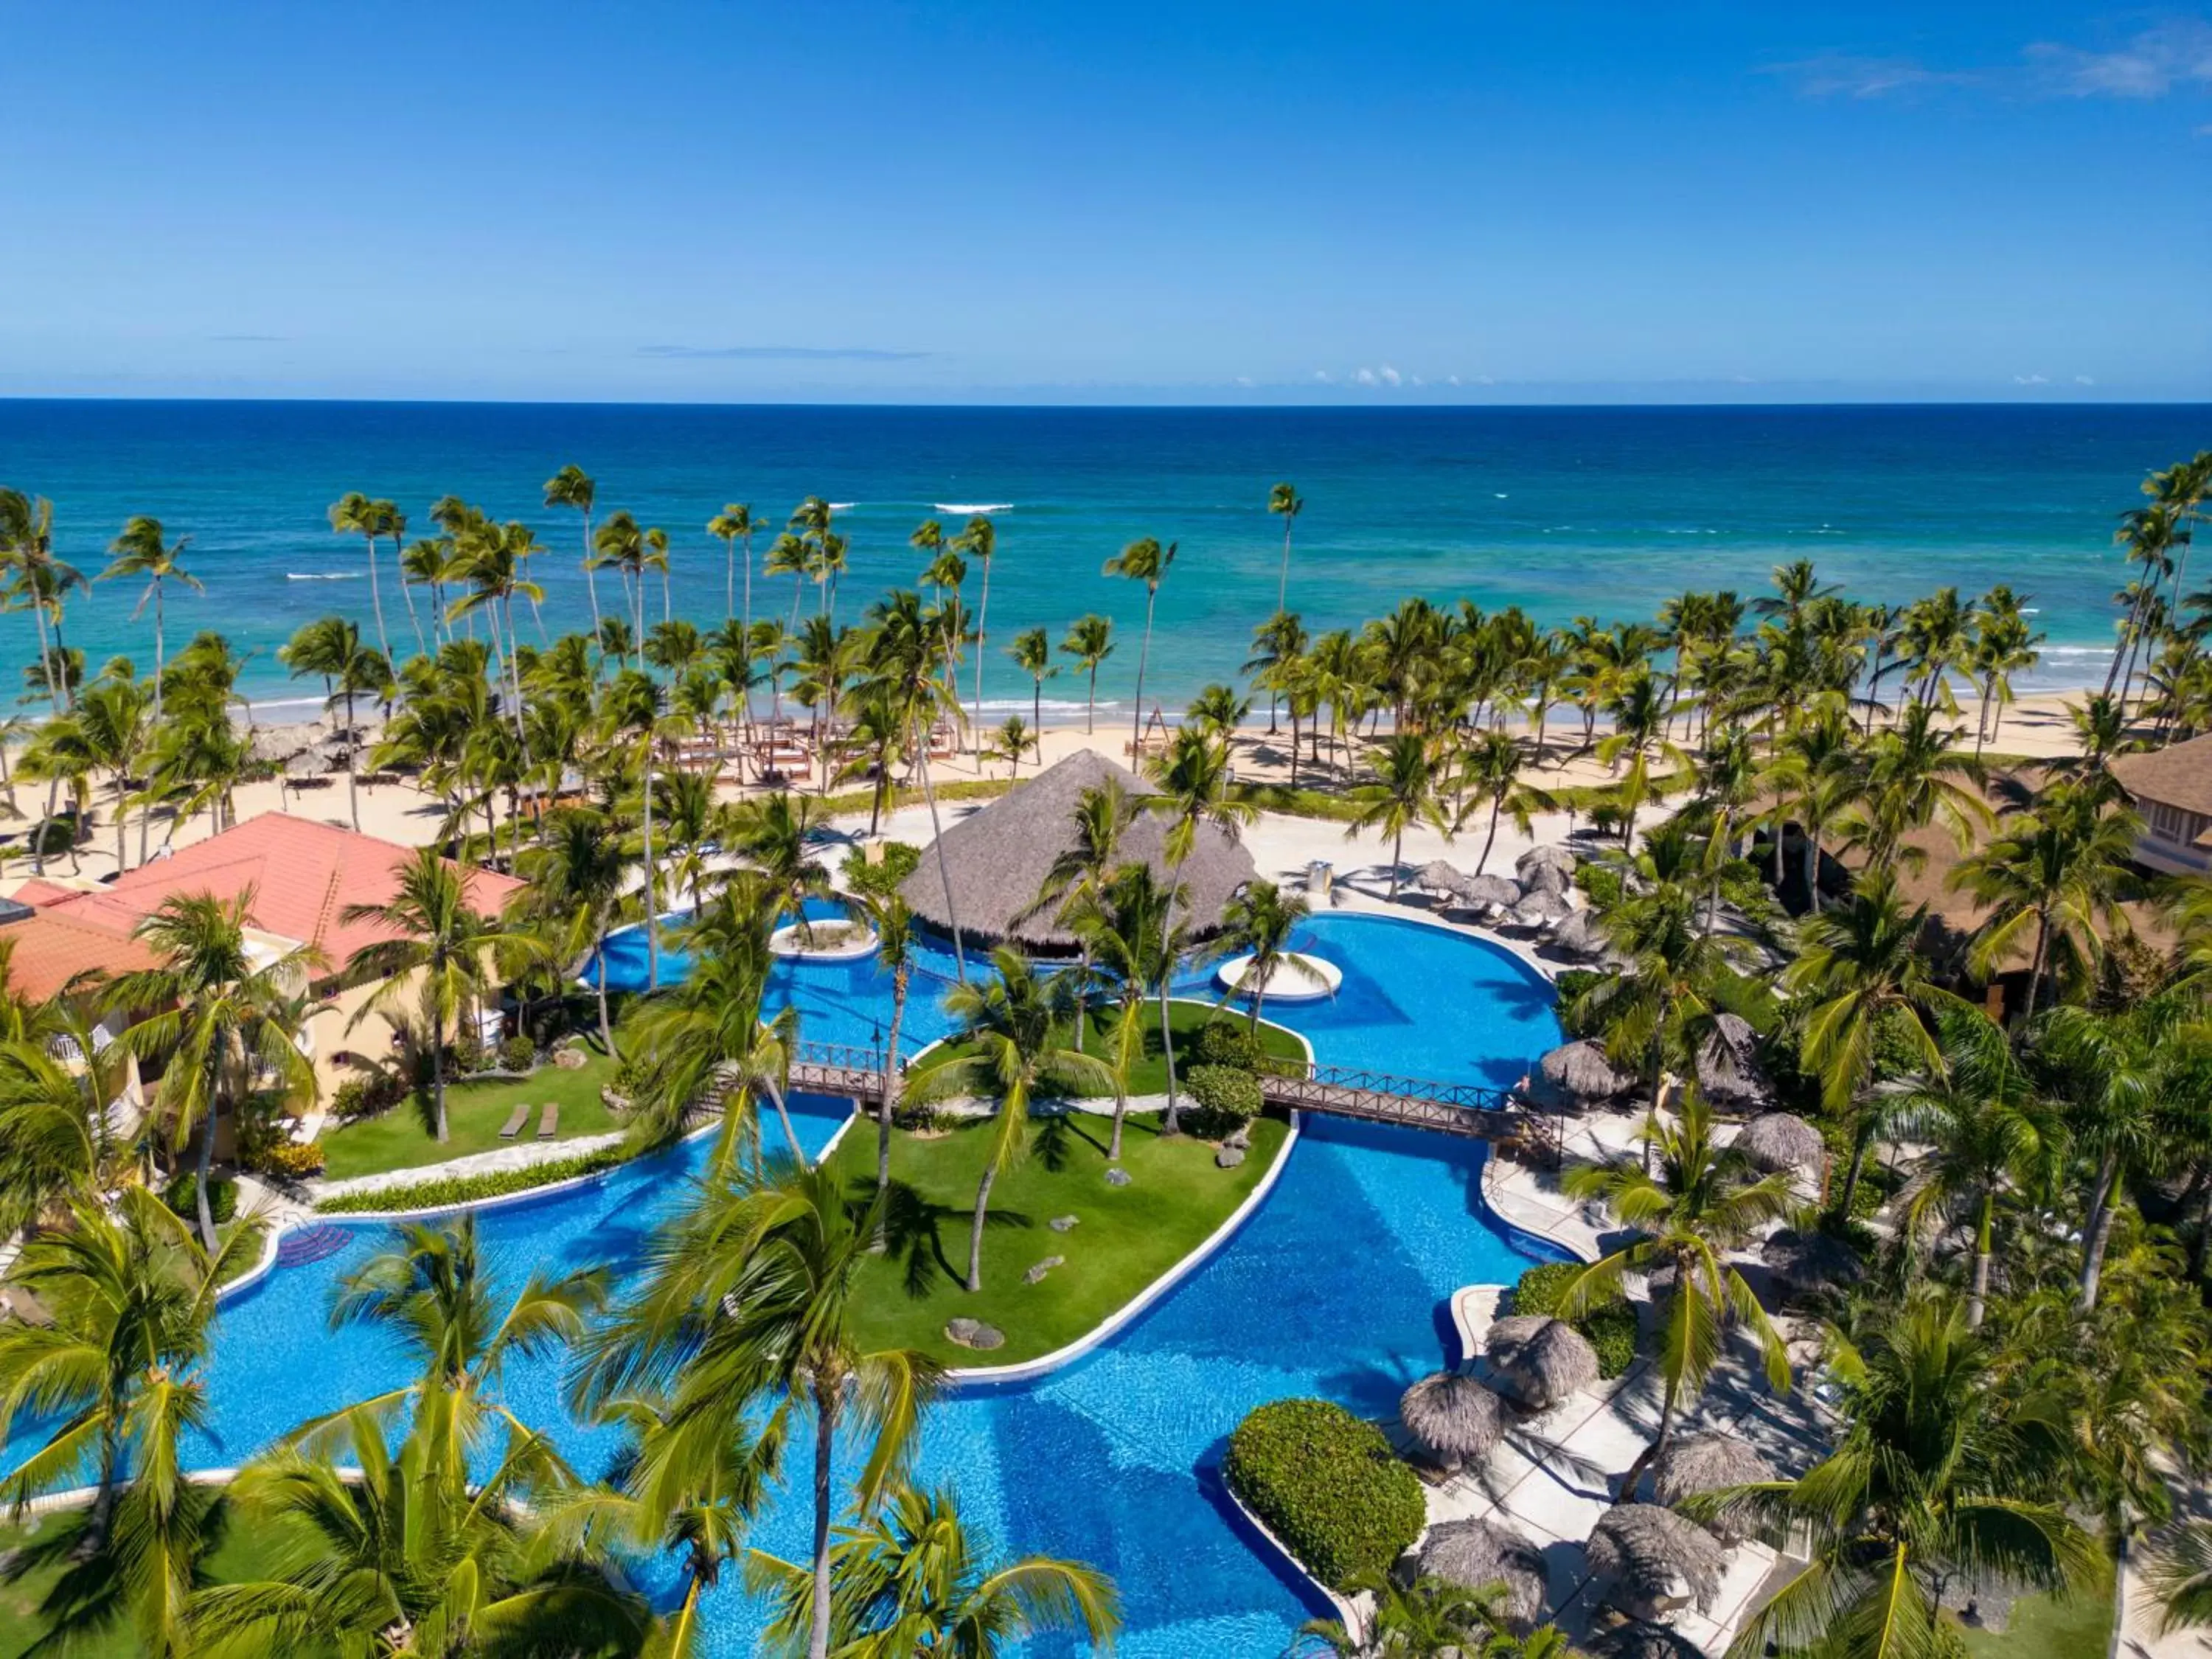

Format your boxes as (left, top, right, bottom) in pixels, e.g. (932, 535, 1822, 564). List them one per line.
(1224, 1398, 1424, 1590)
(1511, 1260, 1638, 1379)
(843, 841, 922, 901)
(1182, 1064, 1262, 1138)
(164, 1172, 238, 1225)
(314, 1145, 631, 1215)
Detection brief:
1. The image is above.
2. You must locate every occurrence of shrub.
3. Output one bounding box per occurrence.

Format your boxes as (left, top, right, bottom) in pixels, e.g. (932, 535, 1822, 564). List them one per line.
(1192, 1021, 1264, 1072)
(251, 1141, 327, 1180)
(1182, 1064, 1262, 1138)
(844, 841, 922, 901)
(164, 1172, 238, 1225)
(330, 1074, 403, 1121)
(1510, 1260, 1638, 1379)
(1225, 1399, 1424, 1590)
(1574, 862, 1624, 909)
(498, 1034, 538, 1072)
(1553, 970, 1606, 1038)
(314, 1146, 631, 1215)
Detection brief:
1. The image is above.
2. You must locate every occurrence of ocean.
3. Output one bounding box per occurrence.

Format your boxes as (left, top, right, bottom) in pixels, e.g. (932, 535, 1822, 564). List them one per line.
(0, 400, 2205, 717)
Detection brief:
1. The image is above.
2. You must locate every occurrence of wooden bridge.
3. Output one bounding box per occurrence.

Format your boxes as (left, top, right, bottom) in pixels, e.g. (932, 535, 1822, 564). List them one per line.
(782, 1042, 1556, 1157)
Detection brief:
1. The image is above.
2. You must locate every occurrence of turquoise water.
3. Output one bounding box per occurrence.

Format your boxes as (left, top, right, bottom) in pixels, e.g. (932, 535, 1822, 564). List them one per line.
(4, 400, 2205, 712)
(17, 914, 1565, 1655)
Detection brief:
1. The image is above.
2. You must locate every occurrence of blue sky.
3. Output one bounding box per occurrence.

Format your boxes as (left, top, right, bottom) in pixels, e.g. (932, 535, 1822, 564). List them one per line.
(1, 2, 2207, 403)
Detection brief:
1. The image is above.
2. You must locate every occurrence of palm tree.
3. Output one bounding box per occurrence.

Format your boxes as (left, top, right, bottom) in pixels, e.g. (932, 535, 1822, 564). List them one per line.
(1703, 1294, 2097, 1659)
(327, 490, 394, 660)
(1148, 728, 1256, 1130)
(1294, 1572, 1559, 1658)
(952, 514, 998, 748)
(339, 846, 515, 1145)
(1346, 732, 1450, 899)
(279, 614, 389, 831)
(1269, 479, 1304, 622)
(2146, 1522, 2212, 1633)
(1559, 1093, 1794, 1498)
(737, 788, 831, 940)
(755, 1481, 1121, 1656)
(0, 1188, 252, 1568)
(708, 501, 758, 636)
(1059, 613, 1115, 734)
(100, 515, 200, 731)
(908, 947, 1112, 1290)
(1950, 782, 2139, 1020)
(1839, 700, 1990, 871)
(1009, 624, 1057, 733)
(0, 489, 80, 734)
(509, 804, 636, 1057)
(104, 891, 319, 1248)
(1066, 860, 1180, 1161)
(1782, 869, 1969, 1214)
(1212, 878, 1319, 1032)
(547, 464, 600, 633)
(988, 714, 1033, 780)
(573, 1160, 942, 1659)
(851, 889, 918, 1231)
(1104, 537, 1175, 754)
(1452, 729, 1555, 874)
(1028, 778, 1138, 1057)
(858, 588, 970, 982)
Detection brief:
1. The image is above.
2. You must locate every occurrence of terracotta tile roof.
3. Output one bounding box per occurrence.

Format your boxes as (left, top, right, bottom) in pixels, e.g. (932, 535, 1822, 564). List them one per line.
(0, 907, 164, 1004)
(15, 814, 524, 983)
(2110, 737, 2212, 818)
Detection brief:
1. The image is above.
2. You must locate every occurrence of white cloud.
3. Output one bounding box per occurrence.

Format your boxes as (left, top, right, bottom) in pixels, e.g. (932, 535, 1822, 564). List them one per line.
(1410, 375, 1425, 387)
(1312, 369, 1334, 384)
(1234, 376, 1253, 387)
(1446, 374, 1462, 386)
(1762, 52, 1958, 99)
(1475, 375, 1496, 386)
(2029, 21, 2212, 98)
(1352, 366, 1379, 386)
(1379, 364, 1402, 387)
(2076, 375, 2097, 386)
(2014, 373, 2051, 385)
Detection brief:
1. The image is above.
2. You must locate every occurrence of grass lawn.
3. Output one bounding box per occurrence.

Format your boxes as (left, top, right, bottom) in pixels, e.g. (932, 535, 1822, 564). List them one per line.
(827, 1106, 1292, 1367)
(1953, 1568, 2115, 1659)
(0, 1500, 294, 1659)
(907, 999, 1306, 1099)
(317, 1052, 625, 1181)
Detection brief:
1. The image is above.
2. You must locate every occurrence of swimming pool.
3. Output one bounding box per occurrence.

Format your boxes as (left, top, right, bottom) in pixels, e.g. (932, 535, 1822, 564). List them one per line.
(22, 912, 1565, 1656)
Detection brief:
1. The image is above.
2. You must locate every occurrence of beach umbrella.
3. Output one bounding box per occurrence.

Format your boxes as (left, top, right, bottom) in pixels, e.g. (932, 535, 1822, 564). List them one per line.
(1550, 908, 1610, 959)
(1484, 1314, 1599, 1411)
(1584, 1504, 1725, 1624)
(1761, 1228, 1865, 1298)
(1513, 886, 1573, 921)
(1695, 1012, 1773, 1111)
(1520, 860, 1573, 897)
(1420, 1519, 1549, 1632)
(1418, 859, 1469, 897)
(1735, 1111, 1823, 1175)
(1652, 1433, 1778, 1542)
(1528, 1040, 1636, 1110)
(1516, 844, 1578, 879)
(1461, 872, 1522, 908)
(1398, 1371, 1507, 1474)
(1506, 897, 1563, 931)
(281, 750, 327, 780)
(1587, 1624, 1706, 1659)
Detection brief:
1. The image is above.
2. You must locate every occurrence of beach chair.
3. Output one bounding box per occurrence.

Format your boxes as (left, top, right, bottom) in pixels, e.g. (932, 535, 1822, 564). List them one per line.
(536, 1102, 559, 1139)
(497, 1103, 530, 1140)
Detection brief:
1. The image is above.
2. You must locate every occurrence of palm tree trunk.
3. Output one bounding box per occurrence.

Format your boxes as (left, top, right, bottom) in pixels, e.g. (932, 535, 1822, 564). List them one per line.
(967, 1161, 998, 1292)
(807, 1385, 836, 1659)
(972, 560, 991, 754)
(1388, 822, 1405, 898)
(195, 1093, 219, 1251)
(874, 974, 906, 1248)
(1478, 796, 1503, 874)
(1614, 1373, 1680, 1508)
(1086, 665, 1098, 734)
(1966, 1191, 1994, 1329)
(757, 1072, 806, 1169)
(430, 996, 449, 1144)
(344, 689, 361, 832)
(83, 1422, 122, 1555)
(582, 510, 602, 639)
(1130, 590, 1155, 757)
(2079, 1147, 2122, 1312)
(1837, 1118, 1872, 1220)
(2023, 908, 2052, 1024)
(364, 535, 391, 661)
(641, 735, 659, 992)
(913, 727, 967, 985)
(1161, 872, 1186, 1133)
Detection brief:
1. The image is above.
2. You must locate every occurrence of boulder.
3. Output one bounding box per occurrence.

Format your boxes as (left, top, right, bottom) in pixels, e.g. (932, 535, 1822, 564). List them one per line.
(1216, 1146, 1247, 1169)
(1048, 1214, 1081, 1232)
(1105, 1167, 1133, 1187)
(1024, 1255, 1066, 1284)
(553, 1046, 588, 1071)
(1226, 1124, 1252, 1150)
(944, 1318, 1005, 1351)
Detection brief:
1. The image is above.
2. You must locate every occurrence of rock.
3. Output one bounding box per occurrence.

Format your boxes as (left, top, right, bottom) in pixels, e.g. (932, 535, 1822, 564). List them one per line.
(1024, 1255, 1066, 1284)
(1105, 1167, 1133, 1187)
(553, 1046, 588, 1071)
(1226, 1125, 1251, 1150)
(1216, 1146, 1247, 1169)
(944, 1318, 1004, 1351)
(1048, 1214, 1080, 1232)
(599, 1087, 633, 1113)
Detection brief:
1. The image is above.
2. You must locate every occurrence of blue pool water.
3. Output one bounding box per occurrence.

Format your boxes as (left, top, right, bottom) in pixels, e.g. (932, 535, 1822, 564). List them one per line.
(21, 914, 1565, 1655)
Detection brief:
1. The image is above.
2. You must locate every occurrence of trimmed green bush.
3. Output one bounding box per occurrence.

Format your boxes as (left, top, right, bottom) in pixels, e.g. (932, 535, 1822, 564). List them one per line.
(164, 1172, 238, 1225)
(498, 1034, 538, 1072)
(330, 1074, 403, 1121)
(844, 841, 922, 901)
(314, 1146, 631, 1215)
(1182, 1064, 1262, 1138)
(1225, 1398, 1424, 1590)
(1510, 1260, 1638, 1379)
(1192, 1021, 1265, 1072)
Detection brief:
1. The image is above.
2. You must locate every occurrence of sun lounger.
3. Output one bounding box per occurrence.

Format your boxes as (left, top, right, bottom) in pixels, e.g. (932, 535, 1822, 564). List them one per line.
(498, 1102, 530, 1140)
(536, 1101, 559, 1139)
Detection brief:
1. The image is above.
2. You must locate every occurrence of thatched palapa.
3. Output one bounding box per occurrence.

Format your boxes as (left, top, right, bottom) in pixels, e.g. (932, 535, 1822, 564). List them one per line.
(1549, 908, 1612, 960)
(1761, 1227, 1865, 1294)
(897, 749, 1257, 952)
(1517, 844, 1578, 879)
(1528, 1040, 1636, 1111)
(1461, 872, 1522, 908)
(1520, 859, 1573, 898)
(1736, 1111, 1823, 1174)
(1652, 1433, 1777, 1542)
(1586, 1623, 1706, 1659)
(1419, 1519, 1549, 1632)
(1513, 886, 1573, 922)
(1695, 1012, 1773, 1110)
(1484, 1315, 1599, 1410)
(1399, 1371, 1507, 1473)
(1585, 1503, 1725, 1622)
(1418, 859, 1468, 897)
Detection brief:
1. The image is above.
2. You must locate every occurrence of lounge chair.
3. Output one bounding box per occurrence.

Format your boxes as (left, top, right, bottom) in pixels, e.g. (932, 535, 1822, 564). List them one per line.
(536, 1101, 559, 1139)
(498, 1103, 531, 1140)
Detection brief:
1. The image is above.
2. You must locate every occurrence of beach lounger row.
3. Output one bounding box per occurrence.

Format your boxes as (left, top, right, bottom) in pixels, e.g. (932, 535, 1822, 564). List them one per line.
(498, 1102, 561, 1140)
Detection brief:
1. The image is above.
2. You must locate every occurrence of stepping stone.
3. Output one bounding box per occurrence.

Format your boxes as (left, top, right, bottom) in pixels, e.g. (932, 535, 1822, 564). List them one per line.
(944, 1317, 1004, 1351)
(1048, 1214, 1080, 1232)
(1023, 1255, 1065, 1284)
(1105, 1168, 1133, 1187)
(1216, 1146, 1246, 1169)
(1226, 1125, 1252, 1150)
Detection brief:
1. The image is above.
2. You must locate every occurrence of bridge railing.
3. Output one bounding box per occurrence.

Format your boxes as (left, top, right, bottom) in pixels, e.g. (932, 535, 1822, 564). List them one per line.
(1268, 1060, 1517, 1114)
(786, 1039, 891, 1078)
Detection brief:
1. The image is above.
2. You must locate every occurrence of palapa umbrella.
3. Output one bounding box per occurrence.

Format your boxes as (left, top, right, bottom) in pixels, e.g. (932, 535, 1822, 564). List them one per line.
(1584, 1503, 1725, 1623)
(1420, 1519, 1550, 1632)
(1513, 885, 1573, 920)
(1550, 908, 1611, 959)
(1761, 1228, 1865, 1296)
(1652, 1433, 1777, 1543)
(1529, 1040, 1636, 1111)
(1520, 859, 1573, 898)
(1695, 1012, 1773, 1111)
(1418, 859, 1470, 897)
(1506, 897, 1564, 931)
(1516, 844, 1578, 879)
(1587, 1623, 1705, 1659)
(1461, 872, 1522, 909)
(1735, 1111, 1823, 1175)
(1398, 1371, 1507, 1474)
(281, 749, 328, 780)
(1484, 1314, 1599, 1411)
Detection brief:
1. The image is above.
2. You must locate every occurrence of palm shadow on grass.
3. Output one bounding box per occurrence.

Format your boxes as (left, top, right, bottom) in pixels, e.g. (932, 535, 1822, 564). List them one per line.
(4, 1495, 235, 1656)
(866, 1177, 1034, 1303)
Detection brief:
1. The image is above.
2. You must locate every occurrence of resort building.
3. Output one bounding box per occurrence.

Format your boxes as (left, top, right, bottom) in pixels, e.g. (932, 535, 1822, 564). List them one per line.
(895, 748, 1257, 949)
(2109, 733, 2212, 874)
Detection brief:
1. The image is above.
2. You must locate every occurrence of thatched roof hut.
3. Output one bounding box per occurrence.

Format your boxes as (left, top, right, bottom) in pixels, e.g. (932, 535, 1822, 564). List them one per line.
(1419, 1519, 1549, 1632)
(1517, 844, 1578, 879)
(1520, 860, 1573, 898)
(1513, 886, 1573, 922)
(1586, 1623, 1706, 1659)
(1761, 1228, 1865, 1295)
(1695, 1012, 1773, 1111)
(897, 749, 1256, 952)
(1485, 1315, 1599, 1410)
(1736, 1112, 1823, 1175)
(281, 749, 329, 780)
(1419, 859, 1468, 897)
(1528, 1040, 1636, 1111)
(1653, 1433, 1778, 1543)
(1585, 1504, 1725, 1622)
(1399, 1371, 1507, 1473)
(1461, 872, 1522, 908)
(1550, 908, 1612, 959)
